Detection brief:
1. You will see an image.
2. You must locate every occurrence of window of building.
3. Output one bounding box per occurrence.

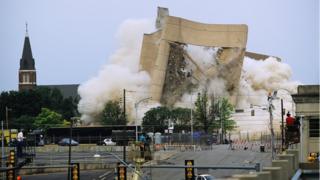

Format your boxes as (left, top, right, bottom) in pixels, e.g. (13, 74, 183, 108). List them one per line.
(309, 119, 319, 137)
(23, 74, 26, 83)
(22, 73, 30, 83)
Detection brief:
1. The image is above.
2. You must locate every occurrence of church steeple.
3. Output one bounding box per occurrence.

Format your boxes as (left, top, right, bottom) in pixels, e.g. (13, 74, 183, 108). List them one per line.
(19, 23, 37, 91)
(20, 23, 35, 70)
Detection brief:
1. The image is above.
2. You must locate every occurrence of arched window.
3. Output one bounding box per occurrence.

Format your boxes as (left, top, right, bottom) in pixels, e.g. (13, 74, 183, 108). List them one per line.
(22, 73, 30, 83)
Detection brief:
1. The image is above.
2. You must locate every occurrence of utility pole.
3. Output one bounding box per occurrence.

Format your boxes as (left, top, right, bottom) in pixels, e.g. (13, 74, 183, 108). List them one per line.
(190, 95, 193, 145)
(67, 118, 74, 180)
(5, 107, 9, 130)
(219, 101, 223, 144)
(123, 89, 126, 163)
(268, 92, 276, 160)
(281, 99, 284, 151)
(5, 106, 11, 143)
(1, 120, 4, 180)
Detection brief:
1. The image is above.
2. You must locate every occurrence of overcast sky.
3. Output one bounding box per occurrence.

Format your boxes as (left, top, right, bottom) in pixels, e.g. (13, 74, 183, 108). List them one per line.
(0, 0, 319, 92)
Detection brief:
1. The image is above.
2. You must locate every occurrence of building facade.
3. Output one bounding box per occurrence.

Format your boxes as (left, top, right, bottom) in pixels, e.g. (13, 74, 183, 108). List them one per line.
(292, 85, 320, 162)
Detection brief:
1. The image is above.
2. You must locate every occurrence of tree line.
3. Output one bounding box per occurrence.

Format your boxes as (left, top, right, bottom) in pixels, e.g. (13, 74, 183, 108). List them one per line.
(0, 87, 78, 131)
(0, 88, 236, 136)
(101, 90, 236, 135)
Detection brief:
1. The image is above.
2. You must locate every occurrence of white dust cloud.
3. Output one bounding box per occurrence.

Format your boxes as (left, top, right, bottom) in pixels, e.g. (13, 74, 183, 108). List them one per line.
(78, 20, 299, 126)
(175, 45, 229, 107)
(237, 57, 299, 109)
(77, 19, 154, 125)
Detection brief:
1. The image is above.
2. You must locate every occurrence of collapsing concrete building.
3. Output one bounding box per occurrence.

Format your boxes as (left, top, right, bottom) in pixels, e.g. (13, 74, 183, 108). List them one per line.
(139, 7, 281, 108)
(139, 7, 249, 106)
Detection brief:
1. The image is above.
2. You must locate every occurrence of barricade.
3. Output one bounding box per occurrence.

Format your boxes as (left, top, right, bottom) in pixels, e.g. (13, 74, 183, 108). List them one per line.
(153, 144, 197, 152)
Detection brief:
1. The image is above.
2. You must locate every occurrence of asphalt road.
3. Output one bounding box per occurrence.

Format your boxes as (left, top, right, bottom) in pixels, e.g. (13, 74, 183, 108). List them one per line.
(144, 145, 272, 180)
(16, 145, 272, 179)
(32, 151, 126, 165)
(22, 169, 114, 180)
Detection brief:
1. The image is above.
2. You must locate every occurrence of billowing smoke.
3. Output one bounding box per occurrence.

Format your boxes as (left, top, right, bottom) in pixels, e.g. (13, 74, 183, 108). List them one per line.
(174, 45, 230, 107)
(78, 19, 299, 126)
(174, 46, 298, 111)
(237, 57, 299, 109)
(77, 19, 154, 125)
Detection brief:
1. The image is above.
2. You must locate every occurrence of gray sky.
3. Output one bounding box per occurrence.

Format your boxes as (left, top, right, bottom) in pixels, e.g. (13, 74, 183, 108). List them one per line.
(0, 0, 319, 92)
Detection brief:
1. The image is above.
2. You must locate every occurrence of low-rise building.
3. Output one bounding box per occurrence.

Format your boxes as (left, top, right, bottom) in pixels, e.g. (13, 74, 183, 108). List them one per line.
(292, 85, 320, 162)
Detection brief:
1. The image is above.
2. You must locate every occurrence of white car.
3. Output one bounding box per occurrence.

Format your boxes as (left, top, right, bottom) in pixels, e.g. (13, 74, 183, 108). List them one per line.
(195, 174, 215, 180)
(102, 138, 116, 146)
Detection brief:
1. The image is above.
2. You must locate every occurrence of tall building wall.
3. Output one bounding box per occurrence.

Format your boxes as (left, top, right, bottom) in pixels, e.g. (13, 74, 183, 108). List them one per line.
(139, 10, 248, 106)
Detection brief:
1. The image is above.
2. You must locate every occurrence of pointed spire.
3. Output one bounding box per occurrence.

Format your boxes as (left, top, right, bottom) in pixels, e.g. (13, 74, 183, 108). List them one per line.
(25, 22, 29, 37)
(20, 23, 35, 70)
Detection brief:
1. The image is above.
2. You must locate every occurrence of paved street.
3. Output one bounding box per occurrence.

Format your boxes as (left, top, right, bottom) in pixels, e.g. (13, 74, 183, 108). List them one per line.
(144, 145, 272, 179)
(32, 151, 125, 165)
(14, 145, 271, 179)
(22, 169, 113, 180)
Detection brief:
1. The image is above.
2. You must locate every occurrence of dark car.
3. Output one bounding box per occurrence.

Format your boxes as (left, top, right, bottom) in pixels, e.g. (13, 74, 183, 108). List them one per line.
(58, 138, 79, 146)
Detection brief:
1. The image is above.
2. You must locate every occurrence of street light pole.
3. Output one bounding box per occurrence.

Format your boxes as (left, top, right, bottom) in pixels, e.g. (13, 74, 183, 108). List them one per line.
(67, 118, 74, 180)
(268, 92, 276, 160)
(281, 99, 284, 151)
(5, 107, 12, 143)
(191, 106, 193, 145)
(190, 94, 194, 145)
(135, 97, 152, 141)
(1, 120, 4, 179)
(5, 107, 9, 130)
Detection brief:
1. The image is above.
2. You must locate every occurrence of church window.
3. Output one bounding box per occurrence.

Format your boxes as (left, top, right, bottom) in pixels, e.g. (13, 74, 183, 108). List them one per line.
(22, 73, 30, 83)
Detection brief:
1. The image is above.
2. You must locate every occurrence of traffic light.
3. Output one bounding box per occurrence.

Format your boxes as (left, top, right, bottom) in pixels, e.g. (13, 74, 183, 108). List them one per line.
(6, 150, 16, 180)
(185, 160, 195, 180)
(6, 162, 15, 180)
(117, 164, 127, 180)
(71, 163, 80, 180)
(8, 150, 15, 165)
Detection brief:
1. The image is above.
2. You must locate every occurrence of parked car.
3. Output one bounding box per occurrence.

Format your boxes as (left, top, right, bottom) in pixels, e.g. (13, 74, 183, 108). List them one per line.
(58, 138, 79, 146)
(195, 174, 215, 180)
(97, 138, 116, 146)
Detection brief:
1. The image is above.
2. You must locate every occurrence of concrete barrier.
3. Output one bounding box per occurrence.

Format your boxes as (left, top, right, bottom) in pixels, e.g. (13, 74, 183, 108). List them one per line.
(226, 149, 301, 179)
(277, 154, 294, 177)
(262, 167, 282, 180)
(232, 174, 258, 179)
(272, 160, 289, 180)
(286, 149, 299, 171)
(35, 144, 126, 153)
(254, 171, 271, 180)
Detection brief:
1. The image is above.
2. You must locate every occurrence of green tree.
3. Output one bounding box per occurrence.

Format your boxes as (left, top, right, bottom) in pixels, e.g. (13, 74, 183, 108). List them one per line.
(12, 115, 36, 131)
(101, 100, 126, 125)
(171, 107, 191, 131)
(194, 90, 214, 133)
(142, 106, 171, 132)
(34, 108, 64, 130)
(0, 87, 78, 129)
(214, 97, 236, 135)
(36, 87, 77, 120)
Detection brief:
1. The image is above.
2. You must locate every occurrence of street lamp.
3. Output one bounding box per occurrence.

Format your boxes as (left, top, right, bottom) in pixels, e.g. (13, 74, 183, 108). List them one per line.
(5, 107, 12, 142)
(134, 97, 152, 141)
(67, 117, 77, 180)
